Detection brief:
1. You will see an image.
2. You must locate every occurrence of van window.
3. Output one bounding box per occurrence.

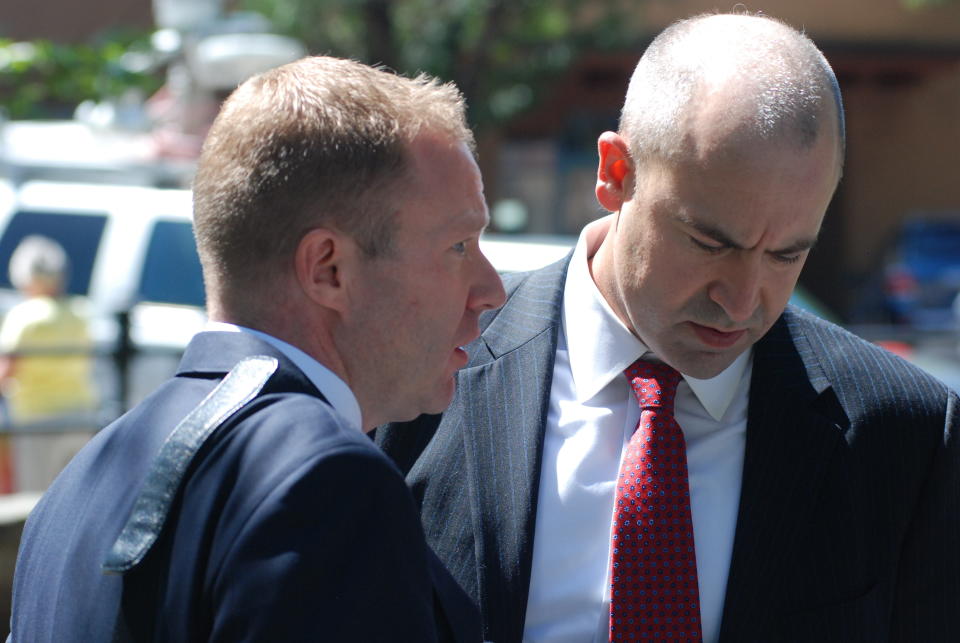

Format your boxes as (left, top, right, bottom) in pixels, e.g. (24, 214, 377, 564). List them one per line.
(137, 219, 205, 307)
(0, 210, 107, 296)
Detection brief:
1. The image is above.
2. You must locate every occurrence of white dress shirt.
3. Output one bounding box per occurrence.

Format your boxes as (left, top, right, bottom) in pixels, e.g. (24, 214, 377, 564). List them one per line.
(204, 322, 363, 433)
(522, 217, 751, 643)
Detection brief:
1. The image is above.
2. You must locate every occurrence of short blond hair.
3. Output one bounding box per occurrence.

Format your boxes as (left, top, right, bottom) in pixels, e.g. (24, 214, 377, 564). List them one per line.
(192, 56, 473, 314)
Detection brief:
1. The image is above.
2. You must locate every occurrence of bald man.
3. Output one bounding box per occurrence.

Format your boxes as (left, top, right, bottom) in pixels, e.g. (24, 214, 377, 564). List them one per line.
(378, 13, 960, 643)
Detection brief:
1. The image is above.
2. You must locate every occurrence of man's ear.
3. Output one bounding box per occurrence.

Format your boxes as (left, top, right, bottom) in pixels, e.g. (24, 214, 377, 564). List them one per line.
(294, 227, 351, 311)
(596, 131, 633, 213)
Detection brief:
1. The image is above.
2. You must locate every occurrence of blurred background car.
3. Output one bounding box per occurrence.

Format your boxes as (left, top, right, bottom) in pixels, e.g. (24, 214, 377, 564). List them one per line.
(881, 215, 960, 330)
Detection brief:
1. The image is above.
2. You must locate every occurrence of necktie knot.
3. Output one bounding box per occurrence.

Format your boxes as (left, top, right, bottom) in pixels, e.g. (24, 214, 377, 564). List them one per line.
(624, 359, 681, 415)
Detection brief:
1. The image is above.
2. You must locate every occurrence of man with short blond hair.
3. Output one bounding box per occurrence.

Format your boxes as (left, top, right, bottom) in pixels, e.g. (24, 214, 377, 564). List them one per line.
(10, 56, 503, 642)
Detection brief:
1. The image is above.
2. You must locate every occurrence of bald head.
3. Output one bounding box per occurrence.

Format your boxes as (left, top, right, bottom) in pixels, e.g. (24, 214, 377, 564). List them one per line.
(620, 13, 845, 167)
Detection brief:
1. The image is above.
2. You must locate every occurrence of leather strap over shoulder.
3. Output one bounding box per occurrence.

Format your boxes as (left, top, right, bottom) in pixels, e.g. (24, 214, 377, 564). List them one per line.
(102, 355, 279, 574)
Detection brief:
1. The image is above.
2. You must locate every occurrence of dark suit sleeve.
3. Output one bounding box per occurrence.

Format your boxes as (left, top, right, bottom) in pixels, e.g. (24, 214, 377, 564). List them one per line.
(891, 390, 960, 641)
(207, 443, 440, 643)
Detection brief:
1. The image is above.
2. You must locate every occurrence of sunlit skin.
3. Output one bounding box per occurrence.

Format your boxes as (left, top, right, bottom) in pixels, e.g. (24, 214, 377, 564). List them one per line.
(591, 103, 843, 379)
(339, 132, 507, 428)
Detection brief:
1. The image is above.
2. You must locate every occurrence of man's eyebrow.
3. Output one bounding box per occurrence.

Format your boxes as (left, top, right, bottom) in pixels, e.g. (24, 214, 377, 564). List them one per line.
(771, 236, 819, 255)
(674, 211, 819, 254)
(439, 207, 490, 235)
(674, 211, 744, 249)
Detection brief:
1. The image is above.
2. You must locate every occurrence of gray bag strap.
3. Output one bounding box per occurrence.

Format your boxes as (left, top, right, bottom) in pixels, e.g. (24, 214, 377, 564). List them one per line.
(102, 355, 279, 574)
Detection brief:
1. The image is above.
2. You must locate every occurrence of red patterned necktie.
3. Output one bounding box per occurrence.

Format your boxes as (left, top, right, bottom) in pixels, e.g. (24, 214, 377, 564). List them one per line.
(609, 360, 702, 642)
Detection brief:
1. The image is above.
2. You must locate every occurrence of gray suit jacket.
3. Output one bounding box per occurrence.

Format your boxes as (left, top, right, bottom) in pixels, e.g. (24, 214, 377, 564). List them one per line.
(378, 255, 960, 642)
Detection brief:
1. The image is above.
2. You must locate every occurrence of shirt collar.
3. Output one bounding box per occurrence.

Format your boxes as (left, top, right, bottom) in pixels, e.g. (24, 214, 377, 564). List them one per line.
(204, 321, 364, 432)
(561, 215, 751, 421)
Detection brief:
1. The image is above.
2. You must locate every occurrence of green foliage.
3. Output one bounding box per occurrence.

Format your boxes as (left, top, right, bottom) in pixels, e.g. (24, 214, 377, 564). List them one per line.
(236, 0, 635, 130)
(0, 32, 162, 120)
(901, 0, 954, 7)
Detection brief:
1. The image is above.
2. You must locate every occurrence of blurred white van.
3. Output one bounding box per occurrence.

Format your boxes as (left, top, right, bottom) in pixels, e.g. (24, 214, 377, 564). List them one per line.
(0, 179, 207, 411)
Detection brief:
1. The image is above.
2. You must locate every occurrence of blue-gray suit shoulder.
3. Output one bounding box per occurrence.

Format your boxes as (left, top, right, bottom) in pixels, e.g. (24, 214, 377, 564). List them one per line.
(773, 302, 955, 420)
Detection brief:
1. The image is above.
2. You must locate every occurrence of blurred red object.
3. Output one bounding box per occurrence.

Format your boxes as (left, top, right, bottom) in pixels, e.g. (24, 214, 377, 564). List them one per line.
(875, 339, 915, 359)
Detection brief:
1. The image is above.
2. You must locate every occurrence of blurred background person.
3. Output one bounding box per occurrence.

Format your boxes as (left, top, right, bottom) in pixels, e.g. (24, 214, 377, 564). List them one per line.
(0, 235, 97, 493)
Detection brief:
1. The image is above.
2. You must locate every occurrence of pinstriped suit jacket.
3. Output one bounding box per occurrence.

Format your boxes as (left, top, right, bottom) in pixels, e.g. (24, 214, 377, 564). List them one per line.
(377, 255, 960, 643)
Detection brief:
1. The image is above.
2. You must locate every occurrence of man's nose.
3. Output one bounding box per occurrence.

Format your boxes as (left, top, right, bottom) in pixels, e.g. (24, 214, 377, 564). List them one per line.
(471, 249, 507, 311)
(708, 254, 762, 324)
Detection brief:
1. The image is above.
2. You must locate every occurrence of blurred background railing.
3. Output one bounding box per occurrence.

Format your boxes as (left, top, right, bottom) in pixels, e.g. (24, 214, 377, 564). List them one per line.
(0, 310, 197, 637)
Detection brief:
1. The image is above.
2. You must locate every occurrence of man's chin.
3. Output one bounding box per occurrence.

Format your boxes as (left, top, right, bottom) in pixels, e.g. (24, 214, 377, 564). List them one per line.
(417, 380, 457, 418)
(661, 344, 747, 379)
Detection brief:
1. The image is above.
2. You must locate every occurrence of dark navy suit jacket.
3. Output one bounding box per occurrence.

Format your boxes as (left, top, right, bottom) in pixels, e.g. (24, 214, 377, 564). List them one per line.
(378, 256, 960, 643)
(10, 331, 481, 642)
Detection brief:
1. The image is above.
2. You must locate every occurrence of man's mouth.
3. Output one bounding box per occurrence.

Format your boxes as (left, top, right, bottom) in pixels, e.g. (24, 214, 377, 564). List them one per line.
(689, 322, 747, 349)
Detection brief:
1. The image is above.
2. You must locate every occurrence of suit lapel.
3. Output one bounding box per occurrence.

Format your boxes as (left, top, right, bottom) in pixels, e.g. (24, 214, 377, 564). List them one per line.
(457, 258, 569, 642)
(719, 309, 849, 640)
(426, 545, 484, 643)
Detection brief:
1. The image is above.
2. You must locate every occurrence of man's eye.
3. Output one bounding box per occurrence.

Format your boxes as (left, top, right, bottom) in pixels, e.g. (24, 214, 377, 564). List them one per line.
(452, 241, 467, 254)
(690, 236, 724, 253)
(773, 253, 803, 265)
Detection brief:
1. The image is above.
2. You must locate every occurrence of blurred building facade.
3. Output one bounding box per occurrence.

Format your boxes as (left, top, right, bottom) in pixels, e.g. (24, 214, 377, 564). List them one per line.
(0, 0, 153, 43)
